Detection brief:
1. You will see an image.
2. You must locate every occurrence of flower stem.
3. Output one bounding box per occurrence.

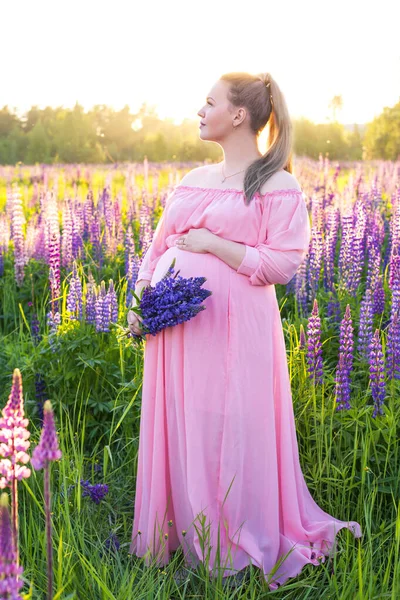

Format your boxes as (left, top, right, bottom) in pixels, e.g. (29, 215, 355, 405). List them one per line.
(44, 464, 53, 600)
(11, 473, 19, 567)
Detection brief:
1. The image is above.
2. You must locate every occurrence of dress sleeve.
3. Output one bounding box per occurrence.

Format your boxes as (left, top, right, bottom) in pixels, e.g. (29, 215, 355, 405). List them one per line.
(136, 190, 176, 282)
(236, 190, 311, 286)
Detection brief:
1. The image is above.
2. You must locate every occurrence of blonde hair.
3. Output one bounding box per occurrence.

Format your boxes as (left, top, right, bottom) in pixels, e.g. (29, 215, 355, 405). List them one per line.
(219, 71, 293, 206)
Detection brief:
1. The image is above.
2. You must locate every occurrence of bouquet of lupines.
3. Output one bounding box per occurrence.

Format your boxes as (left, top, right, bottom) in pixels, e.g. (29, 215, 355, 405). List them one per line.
(118, 258, 212, 341)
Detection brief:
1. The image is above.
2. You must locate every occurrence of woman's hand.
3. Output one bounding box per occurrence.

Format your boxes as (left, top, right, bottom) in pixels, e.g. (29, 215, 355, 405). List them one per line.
(174, 228, 216, 254)
(127, 280, 150, 337)
(127, 309, 145, 336)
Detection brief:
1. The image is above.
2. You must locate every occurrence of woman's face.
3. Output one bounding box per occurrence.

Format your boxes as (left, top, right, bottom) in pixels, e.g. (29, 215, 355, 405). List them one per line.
(197, 80, 244, 141)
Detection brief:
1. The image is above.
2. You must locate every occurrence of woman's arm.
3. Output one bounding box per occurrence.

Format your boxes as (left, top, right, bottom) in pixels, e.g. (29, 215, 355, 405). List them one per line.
(206, 235, 247, 271)
(206, 191, 310, 286)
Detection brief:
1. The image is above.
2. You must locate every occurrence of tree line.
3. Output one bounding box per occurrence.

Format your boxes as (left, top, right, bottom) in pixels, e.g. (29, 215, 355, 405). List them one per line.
(0, 100, 399, 165)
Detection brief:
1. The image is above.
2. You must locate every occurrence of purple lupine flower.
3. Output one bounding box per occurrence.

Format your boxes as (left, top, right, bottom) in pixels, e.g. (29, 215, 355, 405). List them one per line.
(307, 220, 323, 300)
(31, 312, 42, 346)
(66, 276, 77, 318)
(124, 225, 134, 270)
(48, 229, 61, 306)
(80, 480, 109, 504)
(347, 200, 366, 296)
(0, 493, 24, 600)
(335, 353, 351, 411)
(102, 187, 113, 234)
(323, 206, 339, 293)
(332, 163, 340, 183)
(31, 401, 62, 470)
(366, 241, 380, 292)
(126, 254, 140, 310)
(339, 304, 354, 373)
(387, 309, 400, 380)
(71, 203, 84, 262)
(107, 280, 118, 325)
(335, 305, 354, 410)
(83, 190, 94, 243)
(125, 225, 140, 308)
(9, 184, 27, 287)
(368, 329, 385, 418)
(358, 287, 374, 361)
(35, 373, 47, 425)
(44, 191, 60, 267)
(104, 532, 120, 554)
(389, 247, 400, 293)
(306, 298, 323, 385)
(84, 271, 97, 325)
(114, 197, 124, 248)
(61, 199, 73, 269)
(66, 261, 83, 321)
(95, 283, 104, 333)
(32, 209, 47, 262)
(90, 210, 102, 268)
(127, 259, 212, 338)
(338, 210, 355, 293)
(294, 258, 309, 317)
(373, 273, 385, 315)
(46, 272, 61, 354)
(326, 291, 341, 326)
(31, 400, 61, 600)
(138, 202, 153, 256)
(101, 283, 111, 333)
(46, 306, 61, 335)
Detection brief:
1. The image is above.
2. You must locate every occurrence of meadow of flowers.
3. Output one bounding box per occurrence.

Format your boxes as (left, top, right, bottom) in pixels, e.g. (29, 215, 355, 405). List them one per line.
(0, 157, 399, 598)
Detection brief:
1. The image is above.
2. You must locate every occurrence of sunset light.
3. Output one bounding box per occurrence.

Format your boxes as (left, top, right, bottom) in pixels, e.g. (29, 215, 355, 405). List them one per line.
(2, 0, 399, 126)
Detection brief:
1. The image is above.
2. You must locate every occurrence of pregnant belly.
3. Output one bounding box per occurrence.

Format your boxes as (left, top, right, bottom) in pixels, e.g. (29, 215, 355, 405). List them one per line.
(149, 246, 278, 349)
(151, 246, 229, 294)
(147, 246, 232, 338)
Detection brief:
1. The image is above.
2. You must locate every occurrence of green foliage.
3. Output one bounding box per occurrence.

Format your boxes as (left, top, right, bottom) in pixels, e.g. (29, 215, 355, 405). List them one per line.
(6, 98, 398, 164)
(363, 102, 400, 160)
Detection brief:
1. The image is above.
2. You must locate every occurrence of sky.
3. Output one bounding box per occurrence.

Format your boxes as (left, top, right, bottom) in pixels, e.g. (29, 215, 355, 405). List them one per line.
(2, 0, 399, 126)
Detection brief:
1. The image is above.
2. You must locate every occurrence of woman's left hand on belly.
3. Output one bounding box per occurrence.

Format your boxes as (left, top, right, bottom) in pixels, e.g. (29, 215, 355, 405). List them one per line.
(174, 228, 216, 254)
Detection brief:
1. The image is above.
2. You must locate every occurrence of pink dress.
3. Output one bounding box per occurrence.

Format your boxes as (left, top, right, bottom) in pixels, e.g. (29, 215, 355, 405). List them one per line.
(130, 184, 362, 590)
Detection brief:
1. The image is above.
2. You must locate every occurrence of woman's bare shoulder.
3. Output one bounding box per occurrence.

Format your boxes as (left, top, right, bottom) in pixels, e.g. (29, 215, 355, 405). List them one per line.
(178, 165, 216, 187)
(259, 170, 302, 195)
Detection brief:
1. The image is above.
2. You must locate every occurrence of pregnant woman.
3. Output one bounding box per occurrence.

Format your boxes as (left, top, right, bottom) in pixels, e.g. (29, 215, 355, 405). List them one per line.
(128, 71, 362, 590)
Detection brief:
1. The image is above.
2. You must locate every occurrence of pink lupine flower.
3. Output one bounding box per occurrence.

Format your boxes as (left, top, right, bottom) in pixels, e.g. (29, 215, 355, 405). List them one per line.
(0, 370, 31, 485)
(0, 493, 24, 600)
(0, 368, 31, 566)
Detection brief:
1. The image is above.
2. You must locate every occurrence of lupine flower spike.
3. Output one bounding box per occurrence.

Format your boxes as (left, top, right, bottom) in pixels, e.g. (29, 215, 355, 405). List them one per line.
(0, 492, 24, 599)
(31, 400, 62, 600)
(119, 258, 212, 342)
(0, 368, 31, 565)
(306, 299, 323, 384)
(335, 304, 354, 410)
(368, 329, 386, 418)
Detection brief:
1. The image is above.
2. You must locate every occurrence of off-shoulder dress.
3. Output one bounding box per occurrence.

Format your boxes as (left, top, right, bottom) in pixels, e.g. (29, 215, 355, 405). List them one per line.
(129, 184, 362, 590)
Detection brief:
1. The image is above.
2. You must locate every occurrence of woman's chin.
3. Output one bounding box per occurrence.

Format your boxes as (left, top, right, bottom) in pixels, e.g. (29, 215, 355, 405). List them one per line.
(199, 129, 212, 141)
